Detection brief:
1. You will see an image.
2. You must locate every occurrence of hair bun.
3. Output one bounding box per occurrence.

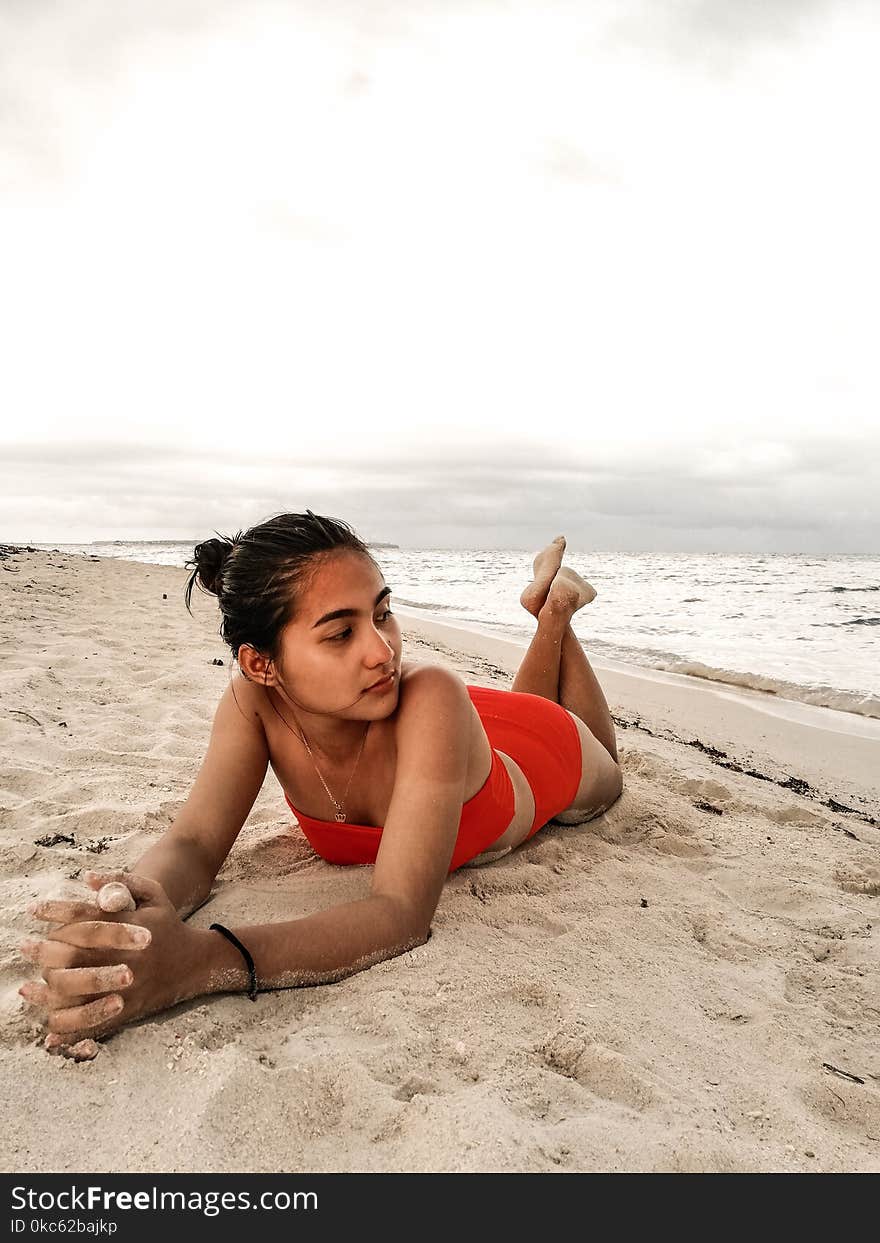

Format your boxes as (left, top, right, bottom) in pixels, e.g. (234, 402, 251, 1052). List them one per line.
(192, 536, 234, 596)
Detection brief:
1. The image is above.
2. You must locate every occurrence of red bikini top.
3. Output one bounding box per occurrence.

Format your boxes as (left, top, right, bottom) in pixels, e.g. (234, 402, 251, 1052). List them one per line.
(284, 689, 516, 873)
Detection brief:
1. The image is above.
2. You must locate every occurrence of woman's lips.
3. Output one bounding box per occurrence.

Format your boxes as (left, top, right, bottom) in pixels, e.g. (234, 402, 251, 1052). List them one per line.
(365, 672, 395, 693)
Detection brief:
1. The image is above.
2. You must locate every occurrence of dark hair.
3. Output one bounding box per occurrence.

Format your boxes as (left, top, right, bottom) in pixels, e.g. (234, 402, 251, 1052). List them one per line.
(185, 511, 376, 660)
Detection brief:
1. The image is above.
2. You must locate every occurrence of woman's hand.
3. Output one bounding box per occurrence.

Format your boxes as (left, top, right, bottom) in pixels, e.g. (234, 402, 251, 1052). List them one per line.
(19, 870, 207, 1050)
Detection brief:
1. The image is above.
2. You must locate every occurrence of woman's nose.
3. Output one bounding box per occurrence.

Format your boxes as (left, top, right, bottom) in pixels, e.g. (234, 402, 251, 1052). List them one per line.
(366, 628, 394, 664)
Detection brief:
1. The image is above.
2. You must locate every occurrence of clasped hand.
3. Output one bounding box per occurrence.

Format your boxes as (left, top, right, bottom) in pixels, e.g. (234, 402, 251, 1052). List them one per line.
(19, 871, 199, 1051)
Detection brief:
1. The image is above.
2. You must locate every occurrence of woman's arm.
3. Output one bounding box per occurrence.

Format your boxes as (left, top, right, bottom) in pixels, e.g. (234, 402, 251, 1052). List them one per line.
(130, 679, 271, 915)
(21, 680, 270, 1041)
(172, 665, 475, 995)
(187, 896, 427, 994)
(25, 667, 472, 1039)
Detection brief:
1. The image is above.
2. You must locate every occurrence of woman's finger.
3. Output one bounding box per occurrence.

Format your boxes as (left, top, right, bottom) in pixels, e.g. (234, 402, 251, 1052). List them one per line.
(44, 964, 133, 999)
(19, 980, 52, 1008)
(20, 939, 82, 971)
(27, 898, 100, 926)
(45, 1022, 117, 1054)
(47, 994, 125, 1037)
(23, 939, 125, 986)
(20, 979, 104, 1011)
(44, 1036, 102, 1061)
(96, 883, 136, 913)
(50, 921, 152, 951)
(83, 871, 164, 905)
(20, 938, 93, 987)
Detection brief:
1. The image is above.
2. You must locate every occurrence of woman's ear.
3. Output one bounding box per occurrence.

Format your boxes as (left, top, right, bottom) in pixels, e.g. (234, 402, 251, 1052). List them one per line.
(237, 644, 277, 687)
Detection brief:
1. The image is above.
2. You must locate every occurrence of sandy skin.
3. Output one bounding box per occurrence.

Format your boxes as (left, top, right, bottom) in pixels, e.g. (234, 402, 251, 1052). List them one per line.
(544, 565, 597, 614)
(97, 882, 136, 913)
(19, 871, 168, 1053)
(520, 535, 567, 615)
(520, 536, 597, 617)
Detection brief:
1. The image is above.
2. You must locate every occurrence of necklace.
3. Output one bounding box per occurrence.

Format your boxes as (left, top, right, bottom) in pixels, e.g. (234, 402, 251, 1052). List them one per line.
(269, 693, 371, 823)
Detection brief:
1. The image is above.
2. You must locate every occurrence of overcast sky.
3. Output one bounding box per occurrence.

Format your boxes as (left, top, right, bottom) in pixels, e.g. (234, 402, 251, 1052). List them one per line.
(1, 0, 877, 551)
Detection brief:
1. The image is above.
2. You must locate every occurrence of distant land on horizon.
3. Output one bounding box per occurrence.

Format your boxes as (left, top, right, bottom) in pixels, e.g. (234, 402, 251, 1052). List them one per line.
(13, 538, 878, 556)
(22, 537, 403, 551)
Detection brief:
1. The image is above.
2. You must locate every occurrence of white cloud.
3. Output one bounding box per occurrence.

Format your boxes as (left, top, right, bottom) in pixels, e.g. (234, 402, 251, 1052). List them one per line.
(2, 432, 877, 552)
(0, 1, 877, 548)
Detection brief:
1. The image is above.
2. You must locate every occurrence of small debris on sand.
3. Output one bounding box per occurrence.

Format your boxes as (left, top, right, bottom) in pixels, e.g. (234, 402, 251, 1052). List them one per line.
(63, 1039, 101, 1062)
(35, 832, 76, 848)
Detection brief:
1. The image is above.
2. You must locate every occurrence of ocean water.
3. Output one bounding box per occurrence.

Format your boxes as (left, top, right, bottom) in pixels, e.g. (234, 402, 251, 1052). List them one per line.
(39, 541, 880, 720)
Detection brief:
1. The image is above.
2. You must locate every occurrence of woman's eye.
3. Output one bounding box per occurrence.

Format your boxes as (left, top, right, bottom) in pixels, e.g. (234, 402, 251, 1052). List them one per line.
(328, 610, 393, 643)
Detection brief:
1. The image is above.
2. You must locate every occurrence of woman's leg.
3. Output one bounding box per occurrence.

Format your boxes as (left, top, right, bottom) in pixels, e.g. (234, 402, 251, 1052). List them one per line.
(512, 545, 618, 763)
(511, 535, 567, 700)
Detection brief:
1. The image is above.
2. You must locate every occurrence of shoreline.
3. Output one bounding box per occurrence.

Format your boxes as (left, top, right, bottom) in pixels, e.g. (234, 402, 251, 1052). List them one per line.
(20, 543, 880, 724)
(395, 606, 880, 823)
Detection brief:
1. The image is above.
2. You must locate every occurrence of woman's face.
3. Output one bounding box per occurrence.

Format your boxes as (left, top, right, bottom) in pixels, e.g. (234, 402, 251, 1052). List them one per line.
(273, 550, 402, 720)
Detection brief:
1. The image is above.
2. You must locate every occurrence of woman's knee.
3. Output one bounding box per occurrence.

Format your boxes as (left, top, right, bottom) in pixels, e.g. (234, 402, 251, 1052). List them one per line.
(551, 806, 596, 826)
(566, 714, 623, 811)
(553, 773, 622, 826)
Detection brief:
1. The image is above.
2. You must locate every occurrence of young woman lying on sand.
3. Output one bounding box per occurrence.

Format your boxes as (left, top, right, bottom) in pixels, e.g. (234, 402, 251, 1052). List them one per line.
(19, 512, 622, 1053)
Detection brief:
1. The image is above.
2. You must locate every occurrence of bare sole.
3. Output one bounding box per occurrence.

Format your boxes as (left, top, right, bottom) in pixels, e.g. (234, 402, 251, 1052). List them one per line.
(544, 566, 597, 613)
(520, 535, 566, 616)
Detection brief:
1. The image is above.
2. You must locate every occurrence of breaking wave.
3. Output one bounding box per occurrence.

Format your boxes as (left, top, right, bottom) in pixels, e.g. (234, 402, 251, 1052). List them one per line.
(813, 617, 880, 628)
(394, 597, 459, 612)
(653, 658, 880, 719)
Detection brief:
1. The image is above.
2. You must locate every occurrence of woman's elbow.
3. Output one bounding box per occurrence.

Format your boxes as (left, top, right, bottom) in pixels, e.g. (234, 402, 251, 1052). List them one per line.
(376, 894, 433, 949)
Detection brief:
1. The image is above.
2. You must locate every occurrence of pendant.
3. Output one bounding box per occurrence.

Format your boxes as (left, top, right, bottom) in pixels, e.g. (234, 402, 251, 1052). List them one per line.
(334, 812, 347, 823)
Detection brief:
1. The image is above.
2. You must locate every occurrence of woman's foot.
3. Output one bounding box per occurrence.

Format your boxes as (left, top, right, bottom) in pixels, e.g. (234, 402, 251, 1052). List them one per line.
(541, 566, 597, 618)
(520, 536, 566, 617)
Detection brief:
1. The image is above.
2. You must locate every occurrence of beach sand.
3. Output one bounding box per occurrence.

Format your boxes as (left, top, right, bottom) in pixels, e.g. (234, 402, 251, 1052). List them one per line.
(1, 548, 878, 1173)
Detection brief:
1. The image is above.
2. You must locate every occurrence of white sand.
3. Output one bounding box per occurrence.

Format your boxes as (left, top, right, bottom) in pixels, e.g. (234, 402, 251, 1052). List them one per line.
(1, 549, 878, 1173)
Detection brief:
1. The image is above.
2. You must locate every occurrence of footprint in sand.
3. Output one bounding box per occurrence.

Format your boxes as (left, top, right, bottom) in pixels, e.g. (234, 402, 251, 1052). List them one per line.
(764, 805, 829, 828)
(504, 1068, 582, 1127)
(392, 1075, 439, 1102)
(676, 777, 734, 804)
(784, 955, 876, 1032)
(800, 1075, 880, 1141)
(650, 833, 712, 859)
(499, 980, 556, 1009)
(834, 867, 880, 896)
(539, 1029, 658, 1111)
(689, 916, 772, 965)
(492, 981, 563, 1044)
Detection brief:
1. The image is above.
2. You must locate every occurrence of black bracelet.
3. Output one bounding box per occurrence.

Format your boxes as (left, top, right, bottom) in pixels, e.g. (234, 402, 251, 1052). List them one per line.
(209, 923, 258, 1001)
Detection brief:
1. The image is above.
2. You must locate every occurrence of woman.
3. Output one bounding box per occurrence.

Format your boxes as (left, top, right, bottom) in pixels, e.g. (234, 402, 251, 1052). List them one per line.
(19, 512, 623, 1050)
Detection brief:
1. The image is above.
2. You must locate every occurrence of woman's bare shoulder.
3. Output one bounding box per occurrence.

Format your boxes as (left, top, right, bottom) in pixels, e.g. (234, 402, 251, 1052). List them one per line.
(396, 660, 467, 700)
(219, 671, 267, 729)
(393, 662, 471, 730)
(398, 658, 465, 684)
